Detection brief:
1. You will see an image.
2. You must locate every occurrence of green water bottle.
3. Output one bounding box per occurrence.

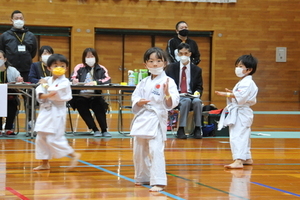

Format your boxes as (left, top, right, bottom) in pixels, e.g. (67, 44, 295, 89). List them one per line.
(133, 69, 139, 85)
(141, 69, 148, 79)
(138, 69, 143, 83)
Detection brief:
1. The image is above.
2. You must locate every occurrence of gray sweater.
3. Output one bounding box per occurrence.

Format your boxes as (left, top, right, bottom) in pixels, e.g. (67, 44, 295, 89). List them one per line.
(6, 66, 21, 82)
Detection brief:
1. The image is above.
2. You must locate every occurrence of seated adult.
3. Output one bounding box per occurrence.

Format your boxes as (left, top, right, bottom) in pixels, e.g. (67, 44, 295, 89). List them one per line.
(28, 45, 54, 83)
(165, 43, 203, 139)
(70, 48, 111, 137)
(0, 50, 23, 136)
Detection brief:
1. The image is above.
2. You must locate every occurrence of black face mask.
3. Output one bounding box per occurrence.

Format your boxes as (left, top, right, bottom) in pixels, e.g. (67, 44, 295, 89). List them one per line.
(178, 29, 189, 37)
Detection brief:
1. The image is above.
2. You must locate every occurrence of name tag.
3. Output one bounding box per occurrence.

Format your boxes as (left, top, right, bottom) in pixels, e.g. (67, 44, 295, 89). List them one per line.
(18, 45, 26, 52)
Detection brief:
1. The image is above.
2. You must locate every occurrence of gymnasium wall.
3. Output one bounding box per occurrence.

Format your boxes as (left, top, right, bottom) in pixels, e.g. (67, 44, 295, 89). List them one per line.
(0, 0, 299, 110)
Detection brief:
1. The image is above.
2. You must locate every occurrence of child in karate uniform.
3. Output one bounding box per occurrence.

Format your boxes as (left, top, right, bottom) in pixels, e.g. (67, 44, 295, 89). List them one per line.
(215, 54, 258, 169)
(33, 54, 80, 171)
(130, 47, 179, 192)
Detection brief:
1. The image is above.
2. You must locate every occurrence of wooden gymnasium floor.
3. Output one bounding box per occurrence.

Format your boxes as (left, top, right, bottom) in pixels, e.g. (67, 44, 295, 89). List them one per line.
(1, 101, 300, 200)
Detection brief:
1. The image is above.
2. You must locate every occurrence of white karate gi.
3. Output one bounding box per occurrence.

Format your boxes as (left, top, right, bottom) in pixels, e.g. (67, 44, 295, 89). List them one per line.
(131, 72, 179, 186)
(218, 75, 258, 161)
(34, 75, 74, 160)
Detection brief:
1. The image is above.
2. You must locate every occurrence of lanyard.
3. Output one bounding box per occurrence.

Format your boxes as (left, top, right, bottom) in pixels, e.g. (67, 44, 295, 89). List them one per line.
(0, 70, 7, 83)
(41, 62, 51, 77)
(89, 68, 94, 81)
(13, 32, 26, 44)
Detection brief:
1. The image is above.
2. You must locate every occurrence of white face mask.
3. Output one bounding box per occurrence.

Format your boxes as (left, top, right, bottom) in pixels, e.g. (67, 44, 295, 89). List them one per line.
(13, 20, 24, 29)
(41, 55, 51, 65)
(180, 56, 189, 64)
(235, 67, 245, 77)
(148, 66, 164, 75)
(0, 59, 5, 67)
(85, 57, 96, 67)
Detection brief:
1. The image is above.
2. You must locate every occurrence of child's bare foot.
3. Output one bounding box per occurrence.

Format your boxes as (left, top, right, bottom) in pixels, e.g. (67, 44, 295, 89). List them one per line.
(243, 159, 253, 165)
(135, 182, 150, 186)
(224, 159, 243, 169)
(33, 164, 50, 171)
(149, 185, 165, 192)
(68, 153, 81, 170)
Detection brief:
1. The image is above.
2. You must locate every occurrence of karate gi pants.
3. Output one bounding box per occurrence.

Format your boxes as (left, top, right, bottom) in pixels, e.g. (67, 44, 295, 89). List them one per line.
(133, 131, 167, 186)
(229, 117, 252, 161)
(35, 131, 74, 160)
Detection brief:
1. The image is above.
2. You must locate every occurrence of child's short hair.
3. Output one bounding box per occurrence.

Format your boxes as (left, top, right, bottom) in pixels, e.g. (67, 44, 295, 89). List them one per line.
(47, 54, 69, 67)
(235, 54, 257, 75)
(143, 47, 167, 63)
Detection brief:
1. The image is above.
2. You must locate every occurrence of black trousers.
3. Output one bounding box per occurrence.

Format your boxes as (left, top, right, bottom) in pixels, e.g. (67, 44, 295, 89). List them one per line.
(74, 96, 108, 132)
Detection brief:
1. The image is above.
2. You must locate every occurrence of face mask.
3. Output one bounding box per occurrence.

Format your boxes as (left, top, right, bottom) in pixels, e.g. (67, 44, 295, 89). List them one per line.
(13, 20, 24, 29)
(85, 57, 96, 67)
(52, 67, 66, 76)
(178, 29, 189, 37)
(41, 55, 51, 65)
(148, 66, 164, 75)
(180, 56, 189, 64)
(0, 59, 5, 67)
(235, 67, 245, 77)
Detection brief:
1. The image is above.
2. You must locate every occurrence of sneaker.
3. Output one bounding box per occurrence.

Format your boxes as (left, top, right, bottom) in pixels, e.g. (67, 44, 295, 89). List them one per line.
(5, 130, 17, 136)
(102, 132, 112, 137)
(94, 131, 102, 137)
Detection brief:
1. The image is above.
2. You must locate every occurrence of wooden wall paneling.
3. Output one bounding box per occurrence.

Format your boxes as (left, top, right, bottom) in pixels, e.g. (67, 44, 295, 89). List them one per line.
(124, 35, 152, 79)
(152, 35, 169, 50)
(95, 34, 123, 85)
(193, 36, 211, 104)
(70, 27, 94, 74)
(38, 35, 70, 73)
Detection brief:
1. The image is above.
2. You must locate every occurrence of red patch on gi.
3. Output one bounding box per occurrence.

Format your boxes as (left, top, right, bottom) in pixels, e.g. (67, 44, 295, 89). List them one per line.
(155, 84, 160, 89)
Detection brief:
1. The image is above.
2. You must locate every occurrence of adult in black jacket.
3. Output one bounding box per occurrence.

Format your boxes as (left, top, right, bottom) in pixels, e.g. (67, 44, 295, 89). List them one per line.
(70, 48, 112, 137)
(0, 10, 37, 82)
(166, 21, 200, 65)
(165, 43, 203, 139)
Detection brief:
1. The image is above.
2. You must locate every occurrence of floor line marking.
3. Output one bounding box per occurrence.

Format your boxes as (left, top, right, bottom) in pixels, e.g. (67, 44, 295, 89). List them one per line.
(5, 187, 30, 200)
(23, 139, 185, 200)
(75, 160, 186, 200)
(251, 182, 300, 197)
(167, 173, 250, 200)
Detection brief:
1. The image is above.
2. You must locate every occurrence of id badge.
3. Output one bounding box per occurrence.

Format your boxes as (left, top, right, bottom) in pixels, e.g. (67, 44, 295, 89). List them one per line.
(18, 45, 26, 52)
